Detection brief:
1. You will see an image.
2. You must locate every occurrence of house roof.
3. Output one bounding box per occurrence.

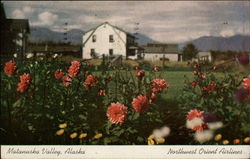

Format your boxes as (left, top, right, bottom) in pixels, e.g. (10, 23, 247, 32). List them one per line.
(84, 22, 135, 38)
(143, 43, 179, 54)
(4, 19, 30, 33)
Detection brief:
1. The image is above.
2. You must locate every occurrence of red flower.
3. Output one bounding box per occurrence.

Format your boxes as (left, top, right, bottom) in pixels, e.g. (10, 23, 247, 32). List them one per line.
(54, 69, 64, 79)
(191, 81, 199, 87)
(132, 95, 150, 113)
(242, 76, 250, 88)
(186, 109, 204, 121)
(133, 66, 139, 71)
(98, 89, 106, 96)
(62, 76, 72, 87)
(203, 82, 217, 93)
(107, 102, 128, 124)
(151, 78, 169, 93)
(136, 70, 145, 79)
(153, 65, 159, 72)
(4, 61, 16, 76)
(68, 60, 81, 78)
(199, 74, 206, 79)
(84, 75, 97, 90)
(17, 73, 31, 93)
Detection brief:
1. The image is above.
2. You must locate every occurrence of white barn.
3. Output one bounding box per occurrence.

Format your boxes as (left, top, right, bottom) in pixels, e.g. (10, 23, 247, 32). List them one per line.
(82, 22, 142, 59)
(197, 52, 212, 62)
(143, 43, 181, 61)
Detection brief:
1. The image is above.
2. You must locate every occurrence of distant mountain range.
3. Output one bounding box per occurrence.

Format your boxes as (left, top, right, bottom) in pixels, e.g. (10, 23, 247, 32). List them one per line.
(28, 27, 84, 45)
(28, 27, 250, 52)
(180, 34, 250, 52)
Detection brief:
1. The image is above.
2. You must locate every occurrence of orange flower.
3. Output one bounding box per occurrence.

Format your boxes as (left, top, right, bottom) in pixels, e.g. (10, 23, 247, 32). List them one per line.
(17, 73, 31, 93)
(54, 69, 64, 79)
(186, 109, 204, 121)
(107, 102, 128, 124)
(203, 82, 217, 93)
(132, 95, 150, 113)
(233, 139, 240, 144)
(68, 60, 81, 78)
(242, 76, 250, 88)
(151, 78, 169, 93)
(4, 61, 16, 75)
(62, 76, 72, 87)
(84, 75, 97, 90)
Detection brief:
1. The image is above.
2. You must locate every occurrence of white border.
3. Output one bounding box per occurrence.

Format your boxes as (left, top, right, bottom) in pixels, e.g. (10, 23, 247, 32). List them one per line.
(1, 145, 250, 159)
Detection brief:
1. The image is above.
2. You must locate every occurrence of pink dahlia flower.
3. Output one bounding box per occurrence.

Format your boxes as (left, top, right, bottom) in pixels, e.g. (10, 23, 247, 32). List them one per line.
(107, 102, 128, 124)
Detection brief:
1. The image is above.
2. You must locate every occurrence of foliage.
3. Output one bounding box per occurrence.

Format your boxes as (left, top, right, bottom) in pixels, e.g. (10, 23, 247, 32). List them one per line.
(0, 57, 168, 144)
(182, 43, 198, 61)
(177, 63, 250, 143)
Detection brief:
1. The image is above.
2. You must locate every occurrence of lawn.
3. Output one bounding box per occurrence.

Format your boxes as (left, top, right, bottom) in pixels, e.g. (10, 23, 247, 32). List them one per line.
(158, 71, 193, 100)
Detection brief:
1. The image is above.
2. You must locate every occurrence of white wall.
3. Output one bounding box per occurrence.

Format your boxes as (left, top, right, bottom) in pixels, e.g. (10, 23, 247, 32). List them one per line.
(16, 33, 23, 46)
(143, 53, 179, 61)
(197, 52, 212, 62)
(82, 23, 127, 59)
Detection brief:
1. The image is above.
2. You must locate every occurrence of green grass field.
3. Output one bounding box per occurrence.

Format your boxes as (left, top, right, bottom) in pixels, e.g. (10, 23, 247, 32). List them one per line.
(159, 71, 193, 100)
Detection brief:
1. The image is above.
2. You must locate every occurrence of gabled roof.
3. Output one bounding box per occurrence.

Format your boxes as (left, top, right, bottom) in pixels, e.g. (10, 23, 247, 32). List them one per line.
(143, 43, 179, 54)
(4, 19, 30, 33)
(84, 22, 135, 38)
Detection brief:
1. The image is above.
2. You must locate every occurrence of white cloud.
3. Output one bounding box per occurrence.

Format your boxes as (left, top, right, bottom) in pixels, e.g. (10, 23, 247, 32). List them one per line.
(32, 11, 58, 26)
(12, 9, 25, 18)
(220, 29, 235, 37)
(23, 6, 34, 14)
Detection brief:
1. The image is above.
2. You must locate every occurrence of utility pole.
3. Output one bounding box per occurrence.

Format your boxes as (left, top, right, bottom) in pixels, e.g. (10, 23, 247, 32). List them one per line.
(63, 22, 68, 52)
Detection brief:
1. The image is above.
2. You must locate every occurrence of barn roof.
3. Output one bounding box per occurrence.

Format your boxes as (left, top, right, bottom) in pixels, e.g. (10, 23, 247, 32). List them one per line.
(143, 43, 179, 54)
(84, 22, 135, 38)
(4, 19, 30, 33)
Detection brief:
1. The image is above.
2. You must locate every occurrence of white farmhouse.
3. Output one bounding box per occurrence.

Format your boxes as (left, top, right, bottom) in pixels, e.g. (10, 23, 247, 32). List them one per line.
(143, 43, 181, 61)
(82, 22, 141, 59)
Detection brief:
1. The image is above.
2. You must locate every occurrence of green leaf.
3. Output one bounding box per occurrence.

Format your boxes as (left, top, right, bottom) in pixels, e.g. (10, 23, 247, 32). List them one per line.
(13, 99, 22, 108)
(137, 136, 144, 143)
(79, 114, 86, 120)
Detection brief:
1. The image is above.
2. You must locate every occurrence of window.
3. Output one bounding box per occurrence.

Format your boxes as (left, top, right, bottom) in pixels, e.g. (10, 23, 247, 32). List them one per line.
(90, 49, 95, 57)
(109, 35, 114, 43)
(92, 35, 96, 42)
(109, 49, 113, 56)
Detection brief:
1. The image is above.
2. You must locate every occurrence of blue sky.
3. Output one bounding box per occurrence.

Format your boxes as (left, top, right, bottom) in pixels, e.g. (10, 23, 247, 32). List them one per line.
(3, 1, 250, 43)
